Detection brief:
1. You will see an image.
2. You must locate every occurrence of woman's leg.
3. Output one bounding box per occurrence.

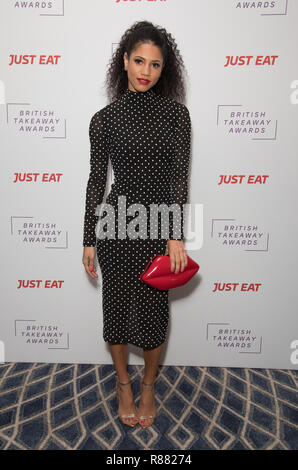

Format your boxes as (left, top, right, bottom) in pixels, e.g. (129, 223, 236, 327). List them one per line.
(109, 343, 138, 425)
(137, 342, 165, 426)
(143, 342, 164, 382)
(109, 343, 130, 382)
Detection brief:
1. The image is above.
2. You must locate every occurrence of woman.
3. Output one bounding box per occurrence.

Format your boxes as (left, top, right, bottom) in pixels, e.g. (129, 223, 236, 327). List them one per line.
(82, 20, 191, 429)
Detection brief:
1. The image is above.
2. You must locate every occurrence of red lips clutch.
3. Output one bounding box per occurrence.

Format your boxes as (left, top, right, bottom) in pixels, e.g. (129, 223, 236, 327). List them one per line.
(139, 254, 199, 290)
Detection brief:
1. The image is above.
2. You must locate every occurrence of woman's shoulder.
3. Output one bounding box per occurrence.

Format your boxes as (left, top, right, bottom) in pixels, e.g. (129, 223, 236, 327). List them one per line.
(89, 103, 110, 121)
(89, 96, 128, 123)
(88, 102, 115, 131)
(161, 94, 190, 114)
(163, 96, 190, 124)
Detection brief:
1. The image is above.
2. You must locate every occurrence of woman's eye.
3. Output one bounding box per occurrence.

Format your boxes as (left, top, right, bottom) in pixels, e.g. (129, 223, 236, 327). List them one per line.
(134, 59, 160, 68)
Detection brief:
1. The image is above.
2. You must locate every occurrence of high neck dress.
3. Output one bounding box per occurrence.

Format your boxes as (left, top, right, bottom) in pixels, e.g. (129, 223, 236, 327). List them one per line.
(83, 86, 191, 349)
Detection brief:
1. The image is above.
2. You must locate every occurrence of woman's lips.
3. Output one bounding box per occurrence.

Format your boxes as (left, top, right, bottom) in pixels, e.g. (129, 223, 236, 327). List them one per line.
(137, 78, 150, 85)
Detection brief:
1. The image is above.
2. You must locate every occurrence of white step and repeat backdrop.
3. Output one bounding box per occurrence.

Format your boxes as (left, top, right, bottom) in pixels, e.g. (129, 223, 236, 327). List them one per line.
(1, 0, 298, 369)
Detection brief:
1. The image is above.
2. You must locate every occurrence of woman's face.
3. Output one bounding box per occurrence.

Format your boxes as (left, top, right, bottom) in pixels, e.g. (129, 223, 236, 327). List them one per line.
(124, 42, 164, 92)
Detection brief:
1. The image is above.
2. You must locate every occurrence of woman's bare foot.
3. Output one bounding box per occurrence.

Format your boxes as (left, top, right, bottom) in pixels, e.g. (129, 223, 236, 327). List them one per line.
(137, 379, 157, 428)
(116, 379, 139, 427)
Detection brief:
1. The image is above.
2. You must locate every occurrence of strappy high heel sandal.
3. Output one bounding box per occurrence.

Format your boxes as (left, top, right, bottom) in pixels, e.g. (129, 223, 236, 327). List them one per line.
(137, 378, 157, 428)
(116, 378, 139, 427)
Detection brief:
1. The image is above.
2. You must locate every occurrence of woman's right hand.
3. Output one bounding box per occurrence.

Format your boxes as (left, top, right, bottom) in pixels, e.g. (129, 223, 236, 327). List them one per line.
(82, 246, 98, 279)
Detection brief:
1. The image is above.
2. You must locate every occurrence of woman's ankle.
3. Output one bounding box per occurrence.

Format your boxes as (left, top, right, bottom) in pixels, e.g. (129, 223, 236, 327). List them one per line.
(142, 376, 156, 385)
(117, 374, 131, 384)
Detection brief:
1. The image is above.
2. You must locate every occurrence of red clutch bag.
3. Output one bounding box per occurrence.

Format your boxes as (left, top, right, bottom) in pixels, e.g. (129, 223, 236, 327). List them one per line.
(139, 254, 199, 290)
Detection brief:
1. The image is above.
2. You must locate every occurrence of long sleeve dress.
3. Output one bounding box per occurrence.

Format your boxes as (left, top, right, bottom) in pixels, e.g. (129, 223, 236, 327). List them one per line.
(83, 87, 191, 350)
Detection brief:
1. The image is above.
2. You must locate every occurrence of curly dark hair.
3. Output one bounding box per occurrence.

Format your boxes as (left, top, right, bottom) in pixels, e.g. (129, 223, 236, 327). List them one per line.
(104, 20, 189, 104)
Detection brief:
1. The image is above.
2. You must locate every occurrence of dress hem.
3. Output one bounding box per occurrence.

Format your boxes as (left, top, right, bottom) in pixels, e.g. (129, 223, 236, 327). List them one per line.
(104, 338, 167, 350)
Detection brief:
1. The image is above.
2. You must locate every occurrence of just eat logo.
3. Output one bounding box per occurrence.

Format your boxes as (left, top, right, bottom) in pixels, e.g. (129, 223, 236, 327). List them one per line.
(224, 55, 279, 67)
(9, 54, 61, 66)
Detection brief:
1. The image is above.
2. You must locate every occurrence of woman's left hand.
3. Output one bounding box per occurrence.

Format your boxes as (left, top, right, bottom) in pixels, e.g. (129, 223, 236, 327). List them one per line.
(165, 240, 188, 273)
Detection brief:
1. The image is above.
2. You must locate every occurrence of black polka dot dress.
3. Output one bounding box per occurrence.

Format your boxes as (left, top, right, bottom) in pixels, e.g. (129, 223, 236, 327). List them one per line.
(83, 87, 191, 350)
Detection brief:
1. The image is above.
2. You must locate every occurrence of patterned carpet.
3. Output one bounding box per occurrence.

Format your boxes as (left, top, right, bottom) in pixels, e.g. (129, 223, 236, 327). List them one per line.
(0, 362, 297, 450)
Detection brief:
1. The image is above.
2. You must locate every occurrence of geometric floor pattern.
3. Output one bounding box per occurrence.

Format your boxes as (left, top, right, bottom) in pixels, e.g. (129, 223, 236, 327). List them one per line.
(0, 362, 297, 450)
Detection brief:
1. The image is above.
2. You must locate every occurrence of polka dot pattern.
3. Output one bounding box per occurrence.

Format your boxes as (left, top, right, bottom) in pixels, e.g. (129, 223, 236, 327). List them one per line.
(83, 87, 191, 349)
